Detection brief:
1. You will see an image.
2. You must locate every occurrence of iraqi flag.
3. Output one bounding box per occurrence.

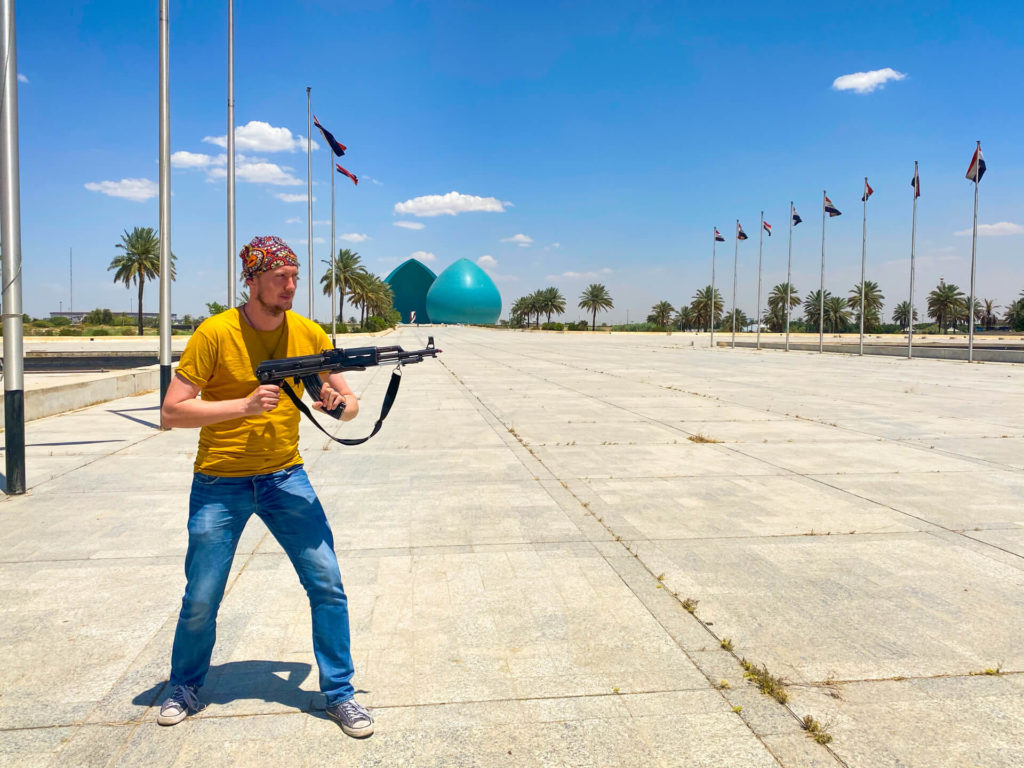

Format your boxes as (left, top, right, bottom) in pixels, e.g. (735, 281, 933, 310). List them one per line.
(792, 208, 803, 226)
(313, 116, 347, 157)
(824, 196, 842, 217)
(336, 164, 359, 186)
(861, 179, 874, 202)
(911, 167, 920, 198)
(762, 220, 772, 237)
(737, 222, 748, 240)
(715, 228, 725, 242)
(965, 145, 986, 183)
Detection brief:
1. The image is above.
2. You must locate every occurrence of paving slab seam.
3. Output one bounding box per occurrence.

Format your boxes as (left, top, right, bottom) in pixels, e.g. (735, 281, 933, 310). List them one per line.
(437, 357, 839, 767)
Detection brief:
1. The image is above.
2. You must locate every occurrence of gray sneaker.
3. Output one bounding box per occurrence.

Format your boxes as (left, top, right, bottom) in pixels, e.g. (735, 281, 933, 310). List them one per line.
(326, 698, 374, 738)
(157, 684, 202, 726)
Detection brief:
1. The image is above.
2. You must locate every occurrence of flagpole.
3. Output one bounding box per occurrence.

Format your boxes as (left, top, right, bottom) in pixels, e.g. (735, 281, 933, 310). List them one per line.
(859, 178, 867, 356)
(786, 202, 793, 351)
(158, 0, 172, 424)
(968, 140, 980, 363)
(330, 144, 336, 345)
(908, 162, 918, 359)
(731, 219, 739, 348)
(710, 228, 716, 347)
(819, 191, 826, 353)
(226, 0, 235, 307)
(1, 0, 26, 493)
(306, 86, 314, 319)
(756, 211, 764, 350)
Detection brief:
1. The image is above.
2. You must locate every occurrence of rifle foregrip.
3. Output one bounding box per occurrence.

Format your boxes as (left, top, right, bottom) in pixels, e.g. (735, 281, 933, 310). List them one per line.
(300, 374, 345, 420)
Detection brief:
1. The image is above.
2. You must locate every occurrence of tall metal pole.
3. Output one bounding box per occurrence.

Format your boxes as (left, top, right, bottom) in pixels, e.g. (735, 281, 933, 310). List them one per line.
(968, 141, 980, 363)
(226, 0, 235, 306)
(710, 228, 717, 347)
(731, 220, 739, 348)
(819, 191, 826, 353)
(785, 202, 793, 351)
(306, 87, 314, 319)
(859, 179, 867, 355)
(756, 211, 764, 350)
(158, 0, 172, 423)
(1, 0, 26, 493)
(330, 146, 336, 344)
(908, 161, 918, 359)
(69, 247, 73, 317)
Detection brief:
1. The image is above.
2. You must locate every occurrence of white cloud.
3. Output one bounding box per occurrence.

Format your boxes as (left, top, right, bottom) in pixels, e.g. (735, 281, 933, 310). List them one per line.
(171, 150, 223, 169)
(17, 73, 27, 84)
(546, 268, 613, 280)
(477, 255, 497, 269)
(203, 120, 317, 153)
(312, 219, 331, 226)
(84, 178, 158, 202)
(547, 242, 561, 250)
(394, 191, 508, 217)
(285, 217, 302, 224)
(209, 158, 302, 185)
(410, 250, 437, 263)
(832, 68, 907, 94)
(954, 222, 1024, 237)
(276, 192, 315, 203)
(339, 233, 369, 243)
(393, 221, 425, 230)
(297, 237, 326, 245)
(362, 175, 384, 187)
(501, 233, 533, 247)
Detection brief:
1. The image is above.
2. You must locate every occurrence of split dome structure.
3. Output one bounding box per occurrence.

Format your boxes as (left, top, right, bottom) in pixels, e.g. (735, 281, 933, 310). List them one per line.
(384, 257, 501, 325)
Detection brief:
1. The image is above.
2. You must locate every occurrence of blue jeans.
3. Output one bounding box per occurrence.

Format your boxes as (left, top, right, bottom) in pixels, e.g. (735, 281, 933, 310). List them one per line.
(169, 465, 354, 706)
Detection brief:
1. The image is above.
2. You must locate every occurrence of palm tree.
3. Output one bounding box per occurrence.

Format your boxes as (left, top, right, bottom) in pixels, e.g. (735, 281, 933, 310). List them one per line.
(346, 270, 380, 327)
(803, 289, 830, 331)
(319, 249, 364, 324)
(721, 309, 749, 332)
(927, 279, 966, 333)
(824, 295, 851, 333)
(690, 285, 723, 331)
(523, 291, 544, 328)
(848, 280, 885, 331)
(108, 227, 175, 336)
(675, 305, 695, 331)
(647, 300, 675, 328)
(509, 296, 531, 327)
(1004, 293, 1024, 331)
(537, 286, 566, 324)
(765, 282, 800, 332)
(578, 283, 614, 331)
(892, 301, 919, 330)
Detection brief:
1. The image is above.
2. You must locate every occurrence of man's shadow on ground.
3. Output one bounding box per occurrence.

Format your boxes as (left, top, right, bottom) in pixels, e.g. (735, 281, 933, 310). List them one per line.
(133, 660, 370, 724)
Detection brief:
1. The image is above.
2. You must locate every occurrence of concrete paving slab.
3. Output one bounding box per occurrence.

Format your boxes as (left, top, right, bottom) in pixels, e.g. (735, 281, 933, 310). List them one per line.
(2, 327, 1024, 766)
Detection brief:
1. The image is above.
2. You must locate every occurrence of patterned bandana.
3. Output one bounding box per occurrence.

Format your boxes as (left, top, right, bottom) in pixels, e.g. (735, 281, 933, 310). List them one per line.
(239, 235, 299, 280)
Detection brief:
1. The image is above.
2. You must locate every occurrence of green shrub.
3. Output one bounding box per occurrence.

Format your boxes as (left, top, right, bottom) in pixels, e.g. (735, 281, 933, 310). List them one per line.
(541, 322, 565, 331)
(58, 328, 83, 336)
(87, 328, 110, 336)
(51, 315, 72, 327)
(363, 316, 390, 332)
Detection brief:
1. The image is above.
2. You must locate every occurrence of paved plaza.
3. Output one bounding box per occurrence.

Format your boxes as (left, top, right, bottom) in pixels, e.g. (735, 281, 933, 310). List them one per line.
(1, 326, 1022, 767)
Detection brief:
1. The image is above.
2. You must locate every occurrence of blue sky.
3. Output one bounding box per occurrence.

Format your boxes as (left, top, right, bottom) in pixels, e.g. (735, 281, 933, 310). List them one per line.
(13, 0, 1024, 323)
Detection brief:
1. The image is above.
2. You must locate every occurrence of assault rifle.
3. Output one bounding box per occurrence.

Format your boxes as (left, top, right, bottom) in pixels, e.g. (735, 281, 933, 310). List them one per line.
(254, 337, 441, 446)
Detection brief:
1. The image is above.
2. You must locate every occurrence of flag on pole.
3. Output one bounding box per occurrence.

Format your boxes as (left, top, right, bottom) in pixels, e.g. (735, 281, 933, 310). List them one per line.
(911, 167, 920, 198)
(313, 116, 347, 157)
(792, 208, 803, 226)
(861, 179, 874, 202)
(737, 222, 748, 240)
(762, 221, 772, 236)
(965, 145, 986, 182)
(824, 196, 842, 217)
(336, 164, 359, 186)
(715, 228, 725, 242)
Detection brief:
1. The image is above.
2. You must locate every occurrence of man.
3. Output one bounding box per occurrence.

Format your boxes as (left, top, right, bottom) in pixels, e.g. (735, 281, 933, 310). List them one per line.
(158, 235, 372, 738)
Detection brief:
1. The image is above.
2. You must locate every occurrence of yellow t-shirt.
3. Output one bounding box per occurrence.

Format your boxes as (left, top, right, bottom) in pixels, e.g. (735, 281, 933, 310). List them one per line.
(175, 308, 332, 476)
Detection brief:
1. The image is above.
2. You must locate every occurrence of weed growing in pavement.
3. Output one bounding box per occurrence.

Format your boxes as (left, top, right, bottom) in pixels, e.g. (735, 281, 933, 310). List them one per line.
(741, 658, 788, 704)
(720, 637, 734, 652)
(687, 433, 722, 443)
(681, 597, 699, 614)
(802, 715, 833, 745)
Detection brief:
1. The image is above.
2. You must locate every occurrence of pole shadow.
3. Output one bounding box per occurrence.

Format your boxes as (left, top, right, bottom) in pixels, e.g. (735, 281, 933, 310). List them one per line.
(107, 405, 162, 430)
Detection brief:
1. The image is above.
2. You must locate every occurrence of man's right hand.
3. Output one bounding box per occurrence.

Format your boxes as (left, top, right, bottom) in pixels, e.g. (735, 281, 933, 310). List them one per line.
(245, 384, 281, 414)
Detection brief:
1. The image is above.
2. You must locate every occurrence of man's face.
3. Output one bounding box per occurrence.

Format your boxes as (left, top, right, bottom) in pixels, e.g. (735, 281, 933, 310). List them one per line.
(249, 265, 299, 315)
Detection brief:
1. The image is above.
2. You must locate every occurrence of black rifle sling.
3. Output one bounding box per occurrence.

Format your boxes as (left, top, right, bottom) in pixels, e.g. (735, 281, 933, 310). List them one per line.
(279, 367, 402, 446)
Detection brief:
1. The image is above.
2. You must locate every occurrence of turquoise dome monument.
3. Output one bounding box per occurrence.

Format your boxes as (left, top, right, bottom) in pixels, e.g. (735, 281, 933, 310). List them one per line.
(425, 258, 502, 324)
(384, 258, 436, 324)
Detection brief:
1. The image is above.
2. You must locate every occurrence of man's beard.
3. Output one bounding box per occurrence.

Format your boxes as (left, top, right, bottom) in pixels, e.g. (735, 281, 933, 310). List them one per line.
(256, 289, 291, 316)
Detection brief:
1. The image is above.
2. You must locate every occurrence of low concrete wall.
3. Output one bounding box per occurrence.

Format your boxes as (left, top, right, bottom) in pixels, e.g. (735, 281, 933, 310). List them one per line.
(720, 340, 1024, 363)
(0, 366, 161, 429)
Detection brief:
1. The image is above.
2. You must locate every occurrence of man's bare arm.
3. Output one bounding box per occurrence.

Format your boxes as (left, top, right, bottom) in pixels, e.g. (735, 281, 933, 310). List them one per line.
(161, 373, 282, 428)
